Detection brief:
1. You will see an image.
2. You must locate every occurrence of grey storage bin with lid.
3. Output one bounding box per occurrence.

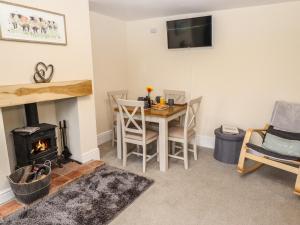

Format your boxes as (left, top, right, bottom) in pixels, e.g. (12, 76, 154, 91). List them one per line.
(214, 127, 245, 164)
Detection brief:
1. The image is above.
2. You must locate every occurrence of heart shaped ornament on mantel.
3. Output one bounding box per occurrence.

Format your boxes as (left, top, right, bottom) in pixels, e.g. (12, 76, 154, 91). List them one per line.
(33, 62, 54, 83)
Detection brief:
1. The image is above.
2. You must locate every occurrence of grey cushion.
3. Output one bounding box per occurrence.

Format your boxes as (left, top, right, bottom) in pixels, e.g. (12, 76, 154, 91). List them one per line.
(262, 133, 300, 158)
(266, 126, 300, 141)
(246, 143, 300, 161)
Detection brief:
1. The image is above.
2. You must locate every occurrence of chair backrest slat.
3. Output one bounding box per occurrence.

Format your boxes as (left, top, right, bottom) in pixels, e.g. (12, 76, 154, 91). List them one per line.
(107, 90, 128, 126)
(117, 99, 146, 138)
(184, 97, 202, 137)
(107, 90, 128, 108)
(163, 89, 186, 104)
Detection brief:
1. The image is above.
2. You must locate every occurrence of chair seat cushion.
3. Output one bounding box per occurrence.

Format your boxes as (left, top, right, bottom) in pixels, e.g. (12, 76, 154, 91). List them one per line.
(125, 130, 158, 141)
(246, 143, 300, 161)
(168, 127, 195, 139)
(260, 126, 300, 158)
(262, 133, 300, 158)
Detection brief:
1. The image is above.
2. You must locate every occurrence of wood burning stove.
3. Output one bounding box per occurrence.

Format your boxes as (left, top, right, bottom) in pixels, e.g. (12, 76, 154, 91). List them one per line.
(12, 103, 58, 168)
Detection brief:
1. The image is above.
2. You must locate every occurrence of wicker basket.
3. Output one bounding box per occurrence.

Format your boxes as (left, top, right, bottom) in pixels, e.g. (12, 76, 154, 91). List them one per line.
(7, 163, 51, 204)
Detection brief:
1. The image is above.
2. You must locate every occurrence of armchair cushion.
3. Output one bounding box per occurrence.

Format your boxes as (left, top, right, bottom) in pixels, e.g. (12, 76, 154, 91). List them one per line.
(262, 133, 300, 157)
(245, 126, 300, 160)
(262, 126, 300, 158)
(246, 143, 300, 161)
(266, 126, 300, 141)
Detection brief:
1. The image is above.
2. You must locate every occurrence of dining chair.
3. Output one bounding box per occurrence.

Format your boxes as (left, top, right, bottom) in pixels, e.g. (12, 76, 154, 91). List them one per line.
(107, 90, 128, 147)
(117, 99, 159, 173)
(168, 96, 202, 169)
(163, 89, 186, 104)
(163, 89, 186, 128)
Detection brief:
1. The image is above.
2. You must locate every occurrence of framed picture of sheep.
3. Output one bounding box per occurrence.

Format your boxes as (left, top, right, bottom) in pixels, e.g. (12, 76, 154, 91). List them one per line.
(0, 1, 67, 45)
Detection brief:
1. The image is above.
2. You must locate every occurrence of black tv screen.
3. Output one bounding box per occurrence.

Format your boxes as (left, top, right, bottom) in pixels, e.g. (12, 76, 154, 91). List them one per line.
(167, 16, 212, 49)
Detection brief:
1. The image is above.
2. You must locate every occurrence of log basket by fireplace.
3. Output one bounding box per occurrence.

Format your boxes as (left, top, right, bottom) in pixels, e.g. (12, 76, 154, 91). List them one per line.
(7, 162, 51, 204)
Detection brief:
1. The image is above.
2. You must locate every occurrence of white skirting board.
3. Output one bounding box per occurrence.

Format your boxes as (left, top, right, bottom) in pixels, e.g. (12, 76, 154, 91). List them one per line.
(97, 130, 113, 145)
(0, 188, 14, 205)
(97, 130, 215, 149)
(80, 147, 101, 163)
(196, 135, 215, 149)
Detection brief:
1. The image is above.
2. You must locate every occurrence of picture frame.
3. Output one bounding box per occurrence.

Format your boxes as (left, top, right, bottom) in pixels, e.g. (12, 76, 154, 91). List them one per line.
(0, 1, 67, 45)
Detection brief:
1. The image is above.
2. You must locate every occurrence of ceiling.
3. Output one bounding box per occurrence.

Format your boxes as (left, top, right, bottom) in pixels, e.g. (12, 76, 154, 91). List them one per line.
(89, 0, 297, 21)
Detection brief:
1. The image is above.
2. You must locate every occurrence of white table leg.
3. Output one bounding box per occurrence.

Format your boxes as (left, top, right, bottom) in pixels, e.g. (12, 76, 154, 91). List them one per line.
(159, 118, 168, 172)
(116, 112, 122, 159)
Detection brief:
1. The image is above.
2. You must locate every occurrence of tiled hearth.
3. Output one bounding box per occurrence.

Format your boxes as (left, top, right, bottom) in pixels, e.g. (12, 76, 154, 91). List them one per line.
(0, 160, 104, 219)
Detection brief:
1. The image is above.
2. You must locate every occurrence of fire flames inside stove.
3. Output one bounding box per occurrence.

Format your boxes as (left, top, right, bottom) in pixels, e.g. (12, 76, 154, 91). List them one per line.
(31, 138, 50, 155)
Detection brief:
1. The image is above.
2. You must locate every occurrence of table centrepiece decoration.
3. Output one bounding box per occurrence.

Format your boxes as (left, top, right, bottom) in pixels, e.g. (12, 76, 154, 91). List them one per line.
(146, 85, 154, 107)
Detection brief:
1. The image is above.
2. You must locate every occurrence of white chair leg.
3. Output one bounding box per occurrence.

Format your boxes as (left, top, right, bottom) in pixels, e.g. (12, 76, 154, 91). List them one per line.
(183, 142, 188, 170)
(193, 137, 197, 160)
(171, 141, 176, 155)
(112, 126, 115, 147)
(143, 144, 147, 173)
(123, 141, 127, 167)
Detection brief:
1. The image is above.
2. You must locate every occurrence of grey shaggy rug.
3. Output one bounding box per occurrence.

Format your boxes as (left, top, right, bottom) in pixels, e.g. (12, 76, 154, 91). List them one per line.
(1, 165, 153, 225)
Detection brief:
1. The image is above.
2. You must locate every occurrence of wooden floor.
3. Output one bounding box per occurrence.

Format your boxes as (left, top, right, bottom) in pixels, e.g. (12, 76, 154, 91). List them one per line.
(0, 160, 105, 219)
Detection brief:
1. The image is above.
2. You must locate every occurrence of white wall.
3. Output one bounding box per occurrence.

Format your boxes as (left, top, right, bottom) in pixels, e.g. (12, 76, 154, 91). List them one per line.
(90, 12, 128, 134)
(0, 0, 99, 197)
(125, 2, 300, 140)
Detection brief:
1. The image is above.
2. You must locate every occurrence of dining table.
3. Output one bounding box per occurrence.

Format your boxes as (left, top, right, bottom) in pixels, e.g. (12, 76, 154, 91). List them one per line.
(115, 104, 187, 172)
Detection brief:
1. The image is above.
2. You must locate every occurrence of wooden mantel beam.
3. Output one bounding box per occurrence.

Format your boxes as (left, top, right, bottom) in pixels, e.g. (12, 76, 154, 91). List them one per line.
(0, 80, 93, 108)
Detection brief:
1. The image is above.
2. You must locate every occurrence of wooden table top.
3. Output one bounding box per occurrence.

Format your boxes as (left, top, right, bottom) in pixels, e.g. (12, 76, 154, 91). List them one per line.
(115, 104, 187, 118)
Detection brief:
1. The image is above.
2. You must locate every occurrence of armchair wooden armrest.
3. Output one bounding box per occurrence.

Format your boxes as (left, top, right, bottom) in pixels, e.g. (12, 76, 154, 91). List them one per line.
(237, 124, 269, 174)
(249, 124, 269, 131)
(243, 124, 269, 144)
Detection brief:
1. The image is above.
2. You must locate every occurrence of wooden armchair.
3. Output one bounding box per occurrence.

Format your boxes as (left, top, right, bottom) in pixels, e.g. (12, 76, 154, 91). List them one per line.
(237, 125, 269, 174)
(238, 101, 300, 196)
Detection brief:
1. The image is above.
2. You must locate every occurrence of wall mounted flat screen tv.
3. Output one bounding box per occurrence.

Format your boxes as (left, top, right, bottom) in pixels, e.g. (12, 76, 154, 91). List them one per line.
(167, 16, 212, 49)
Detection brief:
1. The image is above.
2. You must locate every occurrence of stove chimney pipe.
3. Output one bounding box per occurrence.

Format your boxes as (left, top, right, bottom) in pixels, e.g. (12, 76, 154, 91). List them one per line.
(24, 103, 39, 127)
